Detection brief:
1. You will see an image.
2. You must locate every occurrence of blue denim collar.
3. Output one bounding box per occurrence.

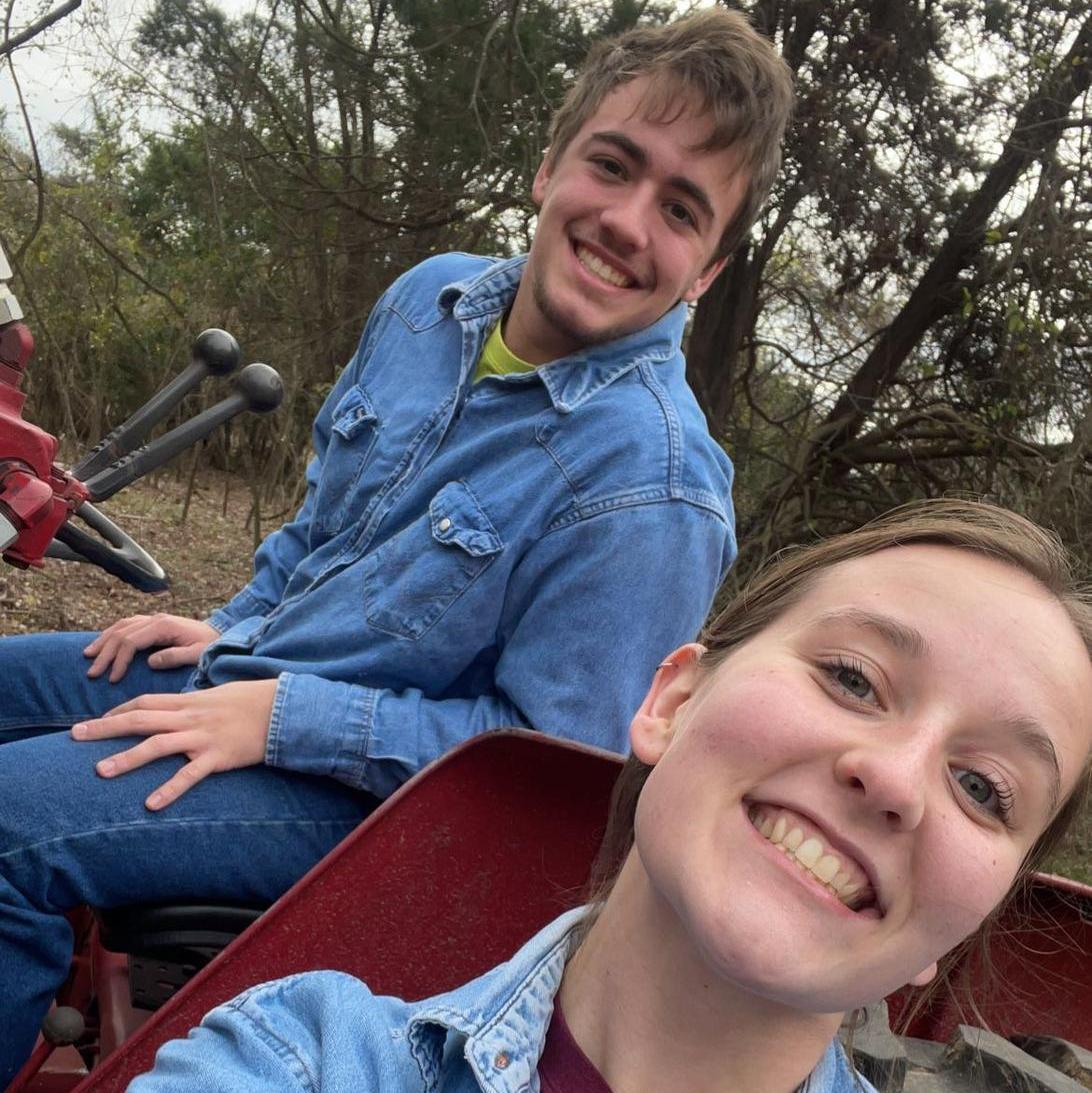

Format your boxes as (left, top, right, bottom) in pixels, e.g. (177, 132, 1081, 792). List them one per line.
(438, 254, 688, 414)
(405, 907, 580, 1092)
(403, 906, 869, 1093)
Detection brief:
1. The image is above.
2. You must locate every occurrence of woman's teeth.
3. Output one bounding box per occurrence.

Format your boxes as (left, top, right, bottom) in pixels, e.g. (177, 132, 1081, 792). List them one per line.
(748, 805, 874, 912)
(576, 246, 632, 287)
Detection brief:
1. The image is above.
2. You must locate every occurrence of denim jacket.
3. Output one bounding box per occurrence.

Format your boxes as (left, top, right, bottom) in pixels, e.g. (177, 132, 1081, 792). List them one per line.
(130, 908, 876, 1093)
(195, 253, 736, 798)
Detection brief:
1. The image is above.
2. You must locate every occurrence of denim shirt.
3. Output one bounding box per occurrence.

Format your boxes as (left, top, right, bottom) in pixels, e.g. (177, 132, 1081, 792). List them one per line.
(195, 253, 736, 798)
(130, 908, 876, 1093)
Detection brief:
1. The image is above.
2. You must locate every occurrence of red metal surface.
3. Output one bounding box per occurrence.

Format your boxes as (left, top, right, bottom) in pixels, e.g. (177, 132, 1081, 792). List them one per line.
(0, 319, 89, 569)
(895, 874, 1092, 1045)
(75, 731, 623, 1092)
(18, 731, 1089, 1091)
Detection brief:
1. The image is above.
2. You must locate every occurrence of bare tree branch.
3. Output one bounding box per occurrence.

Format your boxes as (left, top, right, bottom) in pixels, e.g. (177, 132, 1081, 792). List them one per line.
(0, 0, 81, 57)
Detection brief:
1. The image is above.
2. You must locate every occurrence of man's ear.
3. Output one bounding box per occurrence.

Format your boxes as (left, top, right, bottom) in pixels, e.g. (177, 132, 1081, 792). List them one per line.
(681, 254, 728, 303)
(532, 151, 555, 207)
(907, 962, 938, 988)
(630, 643, 705, 765)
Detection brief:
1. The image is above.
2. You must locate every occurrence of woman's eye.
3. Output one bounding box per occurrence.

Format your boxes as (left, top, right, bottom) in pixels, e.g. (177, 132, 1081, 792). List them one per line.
(830, 661, 873, 701)
(953, 767, 1011, 821)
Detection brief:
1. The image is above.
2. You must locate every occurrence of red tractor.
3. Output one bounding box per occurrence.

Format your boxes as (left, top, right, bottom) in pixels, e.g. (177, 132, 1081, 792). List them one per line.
(2, 245, 1090, 1093)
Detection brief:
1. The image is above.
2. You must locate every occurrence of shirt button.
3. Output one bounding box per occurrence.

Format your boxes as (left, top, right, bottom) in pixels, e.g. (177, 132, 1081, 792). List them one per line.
(437, 517, 452, 532)
(493, 1051, 510, 1070)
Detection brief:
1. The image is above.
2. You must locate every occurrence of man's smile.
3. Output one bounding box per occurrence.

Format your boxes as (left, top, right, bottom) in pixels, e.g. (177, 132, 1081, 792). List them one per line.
(574, 242, 638, 289)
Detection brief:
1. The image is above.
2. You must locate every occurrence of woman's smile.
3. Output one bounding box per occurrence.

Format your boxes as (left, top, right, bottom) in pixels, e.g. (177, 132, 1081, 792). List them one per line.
(745, 802, 878, 915)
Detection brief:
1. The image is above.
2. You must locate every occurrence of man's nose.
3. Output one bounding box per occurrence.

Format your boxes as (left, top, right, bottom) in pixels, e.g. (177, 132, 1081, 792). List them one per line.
(833, 733, 933, 831)
(598, 185, 653, 253)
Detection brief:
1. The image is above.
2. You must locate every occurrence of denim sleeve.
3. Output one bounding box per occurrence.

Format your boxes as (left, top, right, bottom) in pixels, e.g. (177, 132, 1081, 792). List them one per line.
(265, 500, 733, 799)
(207, 303, 389, 633)
(126, 1001, 309, 1092)
(128, 972, 391, 1093)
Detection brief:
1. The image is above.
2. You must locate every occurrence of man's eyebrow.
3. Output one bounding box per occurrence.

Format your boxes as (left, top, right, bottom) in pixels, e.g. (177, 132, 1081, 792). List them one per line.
(587, 130, 716, 223)
(814, 608, 928, 658)
(1004, 716, 1062, 813)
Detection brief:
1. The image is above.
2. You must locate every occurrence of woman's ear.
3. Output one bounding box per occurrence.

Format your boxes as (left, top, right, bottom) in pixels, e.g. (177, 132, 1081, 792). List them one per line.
(630, 643, 706, 765)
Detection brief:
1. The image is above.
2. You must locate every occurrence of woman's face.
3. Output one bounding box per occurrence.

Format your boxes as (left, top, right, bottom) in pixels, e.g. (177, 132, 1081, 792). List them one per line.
(630, 544, 1092, 1013)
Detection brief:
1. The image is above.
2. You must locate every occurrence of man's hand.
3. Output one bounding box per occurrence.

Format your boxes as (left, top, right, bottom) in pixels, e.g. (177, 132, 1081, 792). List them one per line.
(84, 614, 220, 682)
(70, 679, 277, 811)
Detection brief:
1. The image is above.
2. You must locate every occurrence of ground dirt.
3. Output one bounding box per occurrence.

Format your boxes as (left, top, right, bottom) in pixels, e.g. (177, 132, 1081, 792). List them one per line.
(0, 471, 1089, 883)
(0, 470, 257, 634)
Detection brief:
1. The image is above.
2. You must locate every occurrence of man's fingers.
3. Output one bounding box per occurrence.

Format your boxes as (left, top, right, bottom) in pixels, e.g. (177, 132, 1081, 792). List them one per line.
(147, 643, 204, 670)
(146, 756, 216, 811)
(72, 706, 189, 741)
(103, 692, 194, 718)
(83, 616, 150, 657)
(95, 732, 186, 777)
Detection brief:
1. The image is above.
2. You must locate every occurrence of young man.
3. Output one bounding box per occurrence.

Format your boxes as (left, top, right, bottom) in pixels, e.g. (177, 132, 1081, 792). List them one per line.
(0, 9, 793, 1078)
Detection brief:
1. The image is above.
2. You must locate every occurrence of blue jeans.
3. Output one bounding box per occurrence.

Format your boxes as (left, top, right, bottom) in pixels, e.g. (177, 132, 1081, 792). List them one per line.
(0, 633, 376, 1083)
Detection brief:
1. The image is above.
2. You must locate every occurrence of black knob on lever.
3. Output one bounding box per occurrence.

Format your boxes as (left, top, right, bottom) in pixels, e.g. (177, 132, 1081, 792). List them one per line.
(83, 363, 285, 502)
(71, 329, 242, 482)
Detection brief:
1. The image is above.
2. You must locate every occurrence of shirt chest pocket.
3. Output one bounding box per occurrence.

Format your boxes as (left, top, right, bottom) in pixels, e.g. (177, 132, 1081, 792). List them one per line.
(365, 480, 503, 640)
(316, 384, 380, 534)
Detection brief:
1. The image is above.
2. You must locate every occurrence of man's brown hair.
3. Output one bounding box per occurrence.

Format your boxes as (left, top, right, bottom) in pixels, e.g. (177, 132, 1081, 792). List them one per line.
(548, 8, 794, 260)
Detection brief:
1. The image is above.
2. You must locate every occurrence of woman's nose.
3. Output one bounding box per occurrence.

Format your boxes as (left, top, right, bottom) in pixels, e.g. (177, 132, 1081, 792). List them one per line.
(834, 739, 931, 831)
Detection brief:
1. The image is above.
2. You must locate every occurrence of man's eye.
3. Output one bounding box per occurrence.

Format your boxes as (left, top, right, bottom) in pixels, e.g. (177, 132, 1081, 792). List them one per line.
(593, 157, 624, 177)
(665, 201, 695, 227)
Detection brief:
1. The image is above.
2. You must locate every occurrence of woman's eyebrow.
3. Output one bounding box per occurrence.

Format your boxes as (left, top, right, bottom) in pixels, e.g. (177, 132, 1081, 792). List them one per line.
(814, 608, 928, 658)
(1004, 716, 1062, 812)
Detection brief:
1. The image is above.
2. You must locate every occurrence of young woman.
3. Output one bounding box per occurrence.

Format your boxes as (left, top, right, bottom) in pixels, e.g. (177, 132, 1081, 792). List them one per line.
(131, 499, 1092, 1093)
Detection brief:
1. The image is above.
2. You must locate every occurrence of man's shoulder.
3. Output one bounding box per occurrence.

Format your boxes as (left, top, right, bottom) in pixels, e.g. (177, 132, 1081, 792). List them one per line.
(380, 252, 505, 318)
(557, 356, 734, 515)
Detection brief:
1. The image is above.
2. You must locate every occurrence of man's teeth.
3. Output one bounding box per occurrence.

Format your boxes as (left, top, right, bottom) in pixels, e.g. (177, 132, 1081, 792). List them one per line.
(748, 806, 873, 911)
(576, 246, 632, 288)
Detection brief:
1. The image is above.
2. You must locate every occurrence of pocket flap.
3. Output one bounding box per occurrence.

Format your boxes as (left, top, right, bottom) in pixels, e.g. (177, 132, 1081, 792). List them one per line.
(428, 480, 502, 557)
(331, 385, 378, 440)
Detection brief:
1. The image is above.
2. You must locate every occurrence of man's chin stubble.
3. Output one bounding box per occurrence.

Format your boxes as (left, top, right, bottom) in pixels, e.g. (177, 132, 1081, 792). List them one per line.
(531, 271, 649, 357)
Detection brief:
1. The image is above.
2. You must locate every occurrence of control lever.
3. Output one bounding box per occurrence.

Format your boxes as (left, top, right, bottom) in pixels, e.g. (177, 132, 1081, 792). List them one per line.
(71, 329, 241, 482)
(82, 363, 284, 502)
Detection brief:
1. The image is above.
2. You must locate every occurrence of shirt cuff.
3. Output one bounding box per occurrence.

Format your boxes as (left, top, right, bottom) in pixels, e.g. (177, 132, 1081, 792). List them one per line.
(265, 672, 378, 788)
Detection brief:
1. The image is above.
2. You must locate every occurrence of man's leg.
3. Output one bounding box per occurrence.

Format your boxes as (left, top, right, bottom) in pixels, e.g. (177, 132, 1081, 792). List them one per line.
(0, 729, 375, 1081)
(0, 632, 194, 742)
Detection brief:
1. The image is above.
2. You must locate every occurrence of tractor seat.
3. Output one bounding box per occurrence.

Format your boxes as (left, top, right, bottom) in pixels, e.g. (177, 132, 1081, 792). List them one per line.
(95, 902, 267, 1011)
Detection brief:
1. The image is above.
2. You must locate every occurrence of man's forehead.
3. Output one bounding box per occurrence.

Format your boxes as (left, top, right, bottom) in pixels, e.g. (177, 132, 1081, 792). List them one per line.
(588, 74, 720, 145)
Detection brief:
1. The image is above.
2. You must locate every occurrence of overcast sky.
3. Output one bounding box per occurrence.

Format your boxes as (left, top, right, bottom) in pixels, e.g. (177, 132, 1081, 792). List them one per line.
(1, 0, 255, 153)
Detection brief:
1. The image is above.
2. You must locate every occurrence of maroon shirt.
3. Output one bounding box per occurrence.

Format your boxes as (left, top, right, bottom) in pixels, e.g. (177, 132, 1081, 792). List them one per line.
(538, 1002, 613, 1093)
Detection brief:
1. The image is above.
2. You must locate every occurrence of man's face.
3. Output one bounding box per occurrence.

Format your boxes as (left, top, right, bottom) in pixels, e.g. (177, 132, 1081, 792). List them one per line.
(505, 77, 749, 364)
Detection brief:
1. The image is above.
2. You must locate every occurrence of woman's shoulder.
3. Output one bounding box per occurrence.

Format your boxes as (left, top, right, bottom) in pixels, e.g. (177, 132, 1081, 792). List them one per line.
(131, 971, 416, 1092)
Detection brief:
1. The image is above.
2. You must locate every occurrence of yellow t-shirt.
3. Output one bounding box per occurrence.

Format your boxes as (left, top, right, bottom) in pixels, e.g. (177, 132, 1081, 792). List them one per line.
(473, 321, 536, 383)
